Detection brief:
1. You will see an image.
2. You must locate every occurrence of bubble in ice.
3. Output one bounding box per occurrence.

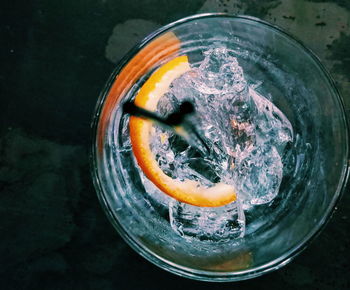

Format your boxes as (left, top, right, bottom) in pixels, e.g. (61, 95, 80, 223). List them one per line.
(144, 46, 293, 241)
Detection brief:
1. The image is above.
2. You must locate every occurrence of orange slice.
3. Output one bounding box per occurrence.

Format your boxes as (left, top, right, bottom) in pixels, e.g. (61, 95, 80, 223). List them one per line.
(208, 251, 253, 271)
(129, 56, 236, 207)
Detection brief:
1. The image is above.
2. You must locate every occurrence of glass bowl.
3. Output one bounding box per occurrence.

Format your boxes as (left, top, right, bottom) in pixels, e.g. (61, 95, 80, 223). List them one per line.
(91, 14, 349, 281)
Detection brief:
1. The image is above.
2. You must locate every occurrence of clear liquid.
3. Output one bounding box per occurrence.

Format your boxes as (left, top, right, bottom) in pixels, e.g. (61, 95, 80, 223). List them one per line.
(125, 47, 293, 242)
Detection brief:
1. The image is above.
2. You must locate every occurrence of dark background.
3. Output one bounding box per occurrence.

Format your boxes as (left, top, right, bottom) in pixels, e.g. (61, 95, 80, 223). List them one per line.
(1, 0, 349, 289)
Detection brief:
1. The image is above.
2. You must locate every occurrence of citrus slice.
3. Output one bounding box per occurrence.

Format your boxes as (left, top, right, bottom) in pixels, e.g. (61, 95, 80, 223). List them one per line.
(209, 251, 252, 271)
(129, 56, 236, 207)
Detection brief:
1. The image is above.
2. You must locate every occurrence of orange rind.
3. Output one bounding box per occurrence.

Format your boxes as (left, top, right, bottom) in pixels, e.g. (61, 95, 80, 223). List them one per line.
(129, 56, 237, 207)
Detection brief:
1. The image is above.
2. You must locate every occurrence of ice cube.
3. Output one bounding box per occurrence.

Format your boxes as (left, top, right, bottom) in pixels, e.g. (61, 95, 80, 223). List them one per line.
(188, 47, 248, 95)
(234, 145, 283, 208)
(169, 200, 245, 242)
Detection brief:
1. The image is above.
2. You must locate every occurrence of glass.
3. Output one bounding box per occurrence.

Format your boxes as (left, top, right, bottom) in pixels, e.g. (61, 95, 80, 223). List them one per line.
(91, 14, 349, 281)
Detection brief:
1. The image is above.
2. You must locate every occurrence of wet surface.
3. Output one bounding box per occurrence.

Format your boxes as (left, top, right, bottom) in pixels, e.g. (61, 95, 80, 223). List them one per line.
(0, 0, 349, 289)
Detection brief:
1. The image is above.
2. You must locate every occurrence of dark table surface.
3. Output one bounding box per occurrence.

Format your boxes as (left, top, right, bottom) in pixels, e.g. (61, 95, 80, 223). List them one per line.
(1, 0, 350, 289)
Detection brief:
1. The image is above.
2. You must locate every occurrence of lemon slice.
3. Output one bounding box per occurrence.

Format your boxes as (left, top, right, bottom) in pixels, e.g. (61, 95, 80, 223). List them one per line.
(129, 56, 236, 207)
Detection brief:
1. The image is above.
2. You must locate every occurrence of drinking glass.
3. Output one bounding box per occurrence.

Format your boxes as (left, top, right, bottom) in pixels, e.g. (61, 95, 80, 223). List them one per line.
(91, 14, 349, 281)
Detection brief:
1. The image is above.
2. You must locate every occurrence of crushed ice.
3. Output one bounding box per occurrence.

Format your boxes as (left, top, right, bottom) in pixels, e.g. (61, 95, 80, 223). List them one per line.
(149, 47, 293, 241)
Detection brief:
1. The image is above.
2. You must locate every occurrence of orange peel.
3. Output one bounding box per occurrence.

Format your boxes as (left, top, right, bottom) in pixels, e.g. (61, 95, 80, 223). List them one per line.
(129, 56, 236, 207)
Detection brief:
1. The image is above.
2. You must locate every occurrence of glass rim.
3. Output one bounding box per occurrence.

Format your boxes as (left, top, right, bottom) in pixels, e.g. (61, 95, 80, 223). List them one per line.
(90, 13, 350, 281)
